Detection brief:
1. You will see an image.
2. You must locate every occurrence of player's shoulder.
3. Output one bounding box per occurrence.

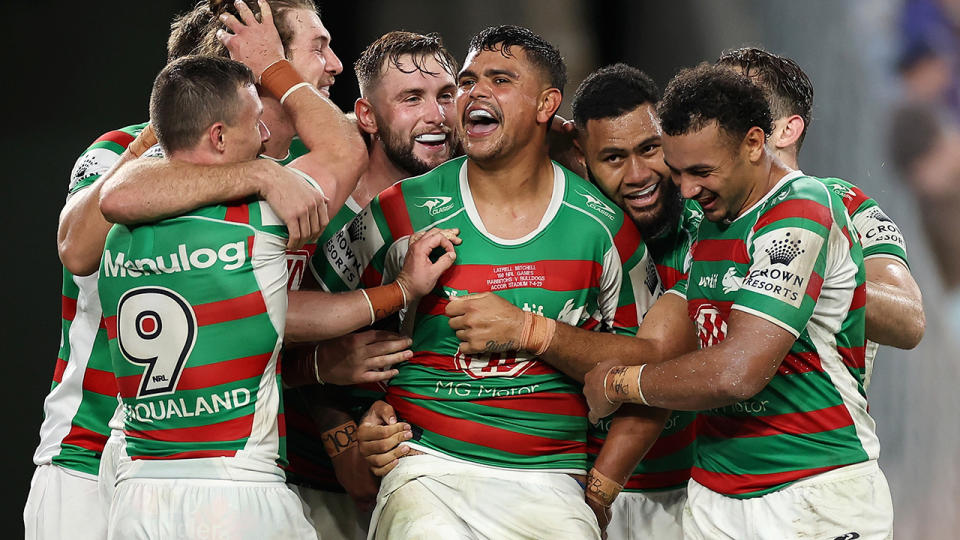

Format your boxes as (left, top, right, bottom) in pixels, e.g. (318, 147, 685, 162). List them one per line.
(379, 155, 466, 207)
(752, 173, 840, 233)
(560, 163, 625, 228)
(69, 121, 151, 193)
(815, 175, 875, 214)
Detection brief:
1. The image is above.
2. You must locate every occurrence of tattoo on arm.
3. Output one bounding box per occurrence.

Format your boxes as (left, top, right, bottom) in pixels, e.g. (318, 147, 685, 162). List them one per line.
(484, 340, 517, 353)
(609, 366, 631, 399)
(322, 421, 358, 458)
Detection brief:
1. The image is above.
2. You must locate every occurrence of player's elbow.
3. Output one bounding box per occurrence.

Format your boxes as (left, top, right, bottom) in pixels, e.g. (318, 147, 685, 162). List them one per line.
(98, 182, 138, 224)
(713, 364, 769, 404)
(58, 236, 100, 277)
(896, 303, 926, 350)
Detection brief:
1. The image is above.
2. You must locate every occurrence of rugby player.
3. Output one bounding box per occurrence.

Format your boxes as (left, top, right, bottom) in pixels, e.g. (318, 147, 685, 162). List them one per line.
(282, 30, 461, 538)
(716, 46, 925, 388)
(25, 2, 331, 537)
(97, 52, 455, 539)
(317, 25, 661, 539)
(575, 64, 893, 538)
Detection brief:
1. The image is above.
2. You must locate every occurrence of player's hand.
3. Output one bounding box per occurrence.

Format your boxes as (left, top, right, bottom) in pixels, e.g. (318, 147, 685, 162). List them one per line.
(315, 330, 412, 385)
(358, 401, 413, 477)
(396, 228, 458, 300)
(330, 444, 380, 513)
(548, 115, 586, 179)
(585, 495, 612, 540)
(584, 362, 622, 424)
(446, 292, 525, 354)
(216, 0, 285, 79)
(258, 163, 329, 250)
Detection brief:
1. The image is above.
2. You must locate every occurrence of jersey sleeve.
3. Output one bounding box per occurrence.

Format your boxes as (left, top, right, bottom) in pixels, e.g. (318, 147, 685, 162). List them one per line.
(67, 124, 149, 196)
(599, 218, 661, 337)
(850, 200, 908, 265)
(734, 196, 834, 337)
(309, 184, 410, 293)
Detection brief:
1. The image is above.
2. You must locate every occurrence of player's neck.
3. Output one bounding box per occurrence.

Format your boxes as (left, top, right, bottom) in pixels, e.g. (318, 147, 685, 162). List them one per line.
(261, 97, 296, 160)
(773, 147, 800, 170)
(465, 149, 556, 240)
(736, 156, 795, 219)
(352, 139, 410, 208)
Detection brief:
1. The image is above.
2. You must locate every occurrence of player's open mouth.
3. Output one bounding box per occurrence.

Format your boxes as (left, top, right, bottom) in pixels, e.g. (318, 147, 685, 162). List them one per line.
(414, 132, 448, 151)
(623, 182, 660, 208)
(697, 192, 718, 211)
(464, 106, 500, 137)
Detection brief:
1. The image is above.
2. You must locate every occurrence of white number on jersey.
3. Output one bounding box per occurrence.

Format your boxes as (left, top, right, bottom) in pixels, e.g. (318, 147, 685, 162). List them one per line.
(117, 287, 198, 398)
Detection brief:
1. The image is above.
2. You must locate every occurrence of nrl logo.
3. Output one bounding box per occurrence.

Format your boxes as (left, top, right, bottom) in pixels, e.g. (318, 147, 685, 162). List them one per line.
(577, 189, 615, 219)
(417, 196, 454, 216)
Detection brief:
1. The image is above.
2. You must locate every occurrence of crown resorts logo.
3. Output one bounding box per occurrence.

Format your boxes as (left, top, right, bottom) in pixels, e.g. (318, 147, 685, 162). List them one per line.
(866, 207, 893, 224)
(765, 232, 805, 266)
(417, 196, 454, 216)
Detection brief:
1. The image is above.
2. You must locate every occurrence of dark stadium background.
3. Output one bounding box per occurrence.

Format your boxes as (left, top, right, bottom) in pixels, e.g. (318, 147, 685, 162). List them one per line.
(5, 1, 957, 536)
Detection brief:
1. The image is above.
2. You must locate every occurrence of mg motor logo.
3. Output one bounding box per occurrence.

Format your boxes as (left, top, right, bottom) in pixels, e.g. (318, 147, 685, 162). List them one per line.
(453, 349, 534, 379)
(694, 303, 727, 347)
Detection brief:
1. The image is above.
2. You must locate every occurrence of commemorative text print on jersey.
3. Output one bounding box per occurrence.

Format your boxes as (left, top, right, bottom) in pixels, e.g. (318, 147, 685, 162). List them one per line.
(103, 241, 246, 278)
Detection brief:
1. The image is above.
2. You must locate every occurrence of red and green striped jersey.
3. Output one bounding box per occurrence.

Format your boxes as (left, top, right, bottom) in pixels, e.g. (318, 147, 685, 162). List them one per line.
(318, 156, 659, 472)
(98, 173, 320, 480)
(819, 176, 910, 390)
(675, 171, 879, 498)
(33, 123, 149, 477)
(588, 198, 703, 492)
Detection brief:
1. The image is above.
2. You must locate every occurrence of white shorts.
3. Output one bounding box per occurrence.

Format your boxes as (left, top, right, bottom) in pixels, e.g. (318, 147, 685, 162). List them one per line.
(606, 488, 685, 540)
(289, 483, 369, 540)
(369, 453, 599, 540)
(683, 460, 893, 540)
(108, 477, 317, 540)
(24, 463, 107, 540)
(97, 432, 124, 521)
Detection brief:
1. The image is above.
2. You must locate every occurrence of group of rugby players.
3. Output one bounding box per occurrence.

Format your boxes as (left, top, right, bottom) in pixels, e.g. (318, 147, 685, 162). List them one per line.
(26, 0, 926, 538)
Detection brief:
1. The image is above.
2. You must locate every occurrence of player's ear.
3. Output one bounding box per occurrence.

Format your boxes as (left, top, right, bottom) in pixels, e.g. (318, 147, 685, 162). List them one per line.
(209, 122, 227, 153)
(354, 98, 379, 135)
(743, 125, 766, 162)
(774, 114, 805, 150)
(536, 88, 563, 125)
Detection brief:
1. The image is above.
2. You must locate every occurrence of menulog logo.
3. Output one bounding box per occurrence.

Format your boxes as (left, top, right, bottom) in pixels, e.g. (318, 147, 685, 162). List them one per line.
(103, 242, 246, 278)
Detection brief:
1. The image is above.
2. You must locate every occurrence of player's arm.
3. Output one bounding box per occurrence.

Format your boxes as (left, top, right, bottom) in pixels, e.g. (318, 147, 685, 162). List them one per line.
(864, 257, 925, 349)
(287, 385, 379, 512)
(99, 157, 328, 249)
(842, 186, 925, 348)
(284, 228, 457, 343)
(218, 0, 366, 215)
(59, 126, 157, 276)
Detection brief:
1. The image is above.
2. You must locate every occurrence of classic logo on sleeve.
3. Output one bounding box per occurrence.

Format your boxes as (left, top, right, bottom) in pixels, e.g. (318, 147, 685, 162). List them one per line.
(576, 189, 615, 220)
(741, 227, 823, 308)
(416, 196, 454, 216)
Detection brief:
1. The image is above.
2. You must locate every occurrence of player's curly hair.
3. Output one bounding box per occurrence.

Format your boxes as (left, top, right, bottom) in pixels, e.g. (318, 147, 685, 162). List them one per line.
(468, 25, 567, 93)
(572, 63, 660, 128)
(167, 2, 216, 62)
(658, 63, 773, 145)
(354, 31, 458, 97)
(716, 47, 814, 149)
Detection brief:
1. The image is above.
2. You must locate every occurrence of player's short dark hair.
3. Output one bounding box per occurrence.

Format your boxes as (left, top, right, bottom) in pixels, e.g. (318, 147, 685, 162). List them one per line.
(354, 31, 458, 97)
(658, 63, 773, 146)
(716, 47, 814, 149)
(150, 56, 256, 154)
(572, 63, 660, 128)
(196, 0, 318, 59)
(467, 25, 567, 93)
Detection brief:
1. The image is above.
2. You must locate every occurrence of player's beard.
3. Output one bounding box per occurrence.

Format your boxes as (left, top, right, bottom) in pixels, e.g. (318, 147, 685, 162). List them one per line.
(587, 168, 684, 240)
(378, 125, 433, 177)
